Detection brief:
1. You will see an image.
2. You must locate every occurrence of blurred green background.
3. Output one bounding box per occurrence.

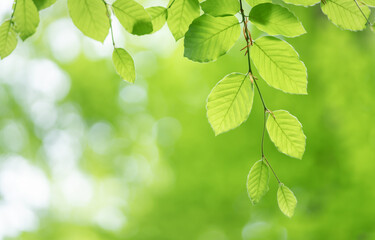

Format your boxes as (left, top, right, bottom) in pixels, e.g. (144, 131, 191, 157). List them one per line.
(0, 0, 375, 239)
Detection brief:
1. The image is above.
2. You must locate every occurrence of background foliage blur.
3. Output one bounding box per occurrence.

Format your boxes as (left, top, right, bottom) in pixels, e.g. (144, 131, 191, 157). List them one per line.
(0, 0, 375, 239)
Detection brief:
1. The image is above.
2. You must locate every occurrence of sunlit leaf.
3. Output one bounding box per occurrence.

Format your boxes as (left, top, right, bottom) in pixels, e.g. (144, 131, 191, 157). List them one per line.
(249, 3, 306, 38)
(112, 0, 153, 35)
(207, 73, 254, 135)
(13, 0, 40, 40)
(282, 0, 319, 6)
(112, 48, 135, 83)
(0, 21, 18, 59)
(247, 160, 269, 204)
(250, 36, 307, 94)
(146, 7, 167, 33)
(167, 0, 200, 41)
(184, 14, 240, 62)
(201, 0, 239, 17)
(321, 0, 370, 31)
(266, 110, 306, 159)
(363, 0, 375, 7)
(277, 184, 297, 218)
(32, 0, 56, 10)
(246, 0, 271, 7)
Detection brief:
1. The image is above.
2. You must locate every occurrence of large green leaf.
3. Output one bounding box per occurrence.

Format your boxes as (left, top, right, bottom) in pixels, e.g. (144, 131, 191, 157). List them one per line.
(201, 0, 239, 17)
(251, 36, 307, 94)
(167, 0, 200, 41)
(32, 0, 56, 10)
(68, 0, 109, 42)
(247, 160, 269, 205)
(112, 48, 135, 84)
(146, 7, 167, 33)
(207, 73, 254, 135)
(184, 14, 240, 62)
(13, 0, 40, 40)
(277, 184, 297, 218)
(249, 3, 306, 38)
(266, 110, 306, 159)
(321, 0, 370, 31)
(363, 0, 375, 7)
(246, 0, 271, 7)
(282, 0, 319, 6)
(0, 21, 18, 59)
(112, 0, 153, 35)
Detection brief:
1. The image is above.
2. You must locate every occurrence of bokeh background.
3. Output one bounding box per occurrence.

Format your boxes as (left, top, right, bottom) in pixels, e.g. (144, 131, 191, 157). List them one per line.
(0, 0, 375, 239)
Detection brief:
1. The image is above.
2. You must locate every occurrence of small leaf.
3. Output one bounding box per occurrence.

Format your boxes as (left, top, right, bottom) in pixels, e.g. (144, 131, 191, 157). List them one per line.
(207, 73, 254, 135)
(249, 3, 306, 38)
(282, 0, 319, 6)
(246, 0, 271, 7)
(13, 0, 40, 40)
(266, 110, 306, 159)
(250, 36, 307, 94)
(184, 14, 240, 62)
(32, 0, 56, 10)
(68, 0, 109, 42)
(277, 184, 297, 218)
(167, 0, 200, 41)
(321, 0, 370, 31)
(247, 160, 269, 204)
(0, 21, 18, 59)
(201, 0, 239, 17)
(112, 0, 153, 35)
(112, 48, 135, 83)
(146, 7, 167, 33)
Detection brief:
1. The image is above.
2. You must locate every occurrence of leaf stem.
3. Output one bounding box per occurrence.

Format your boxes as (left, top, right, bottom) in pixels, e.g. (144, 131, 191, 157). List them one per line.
(103, 0, 116, 47)
(263, 156, 281, 184)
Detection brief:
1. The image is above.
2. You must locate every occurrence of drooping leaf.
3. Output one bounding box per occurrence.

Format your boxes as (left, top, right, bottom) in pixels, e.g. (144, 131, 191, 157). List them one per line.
(266, 110, 306, 159)
(250, 36, 307, 94)
(282, 0, 319, 6)
(112, 0, 153, 35)
(67, 0, 109, 42)
(321, 0, 370, 31)
(277, 184, 297, 218)
(363, 0, 375, 7)
(32, 0, 56, 10)
(112, 48, 135, 83)
(246, 0, 271, 7)
(184, 14, 240, 62)
(167, 0, 200, 41)
(247, 160, 269, 205)
(201, 0, 239, 17)
(249, 3, 306, 38)
(0, 21, 18, 59)
(13, 0, 40, 40)
(146, 7, 167, 33)
(207, 73, 254, 135)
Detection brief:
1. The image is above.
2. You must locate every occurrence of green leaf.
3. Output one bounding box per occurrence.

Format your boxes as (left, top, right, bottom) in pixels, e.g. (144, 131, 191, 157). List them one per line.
(167, 0, 200, 41)
(67, 0, 109, 42)
(277, 184, 297, 218)
(146, 7, 167, 33)
(250, 36, 307, 94)
(0, 21, 18, 59)
(266, 110, 306, 159)
(247, 160, 269, 205)
(282, 0, 319, 6)
(32, 0, 56, 10)
(112, 48, 135, 84)
(13, 0, 40, 40)
(246, 0, 271, 7)
(206, 73, 254, 135)
(112, 0, 153, 36)
(321, 0, 370, 31)
(363, 0, 375, 7)
(184, 14, 240, 62)
(201, 0, 239, 17)
(249, 3, 306, 38)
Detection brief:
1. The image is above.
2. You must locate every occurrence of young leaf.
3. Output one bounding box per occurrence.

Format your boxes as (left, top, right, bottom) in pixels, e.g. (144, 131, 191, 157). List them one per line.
(67, 0, 109, 42)
(321, 0, 370, 31)
(13, 0, 40, 40)
(246, 0, 271, 7)
(247, 160, 269, 205)
(249, 3, 306, 38)
(363, 0, 375, 7)
(32, 0, 56, 10)
(0, 21, 18, 59)
(146, 7, 167, 33)
(201, 0, 239, 17)
(282, 0, 319, 6)
(277, 184, 297, 218)
(167, 0, 200, 41)
(250, 36, 307, 94)
(266, 110, 306, 159)
(112, 0, 153, 35)
(112, 48, 135, 83)
(184, 14, 240, 62)
(207, 73, 254, 135)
